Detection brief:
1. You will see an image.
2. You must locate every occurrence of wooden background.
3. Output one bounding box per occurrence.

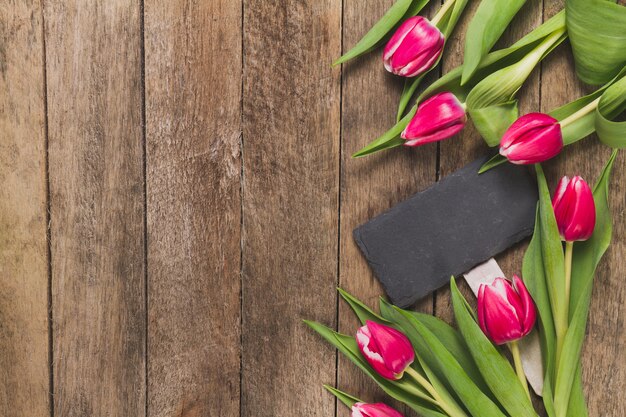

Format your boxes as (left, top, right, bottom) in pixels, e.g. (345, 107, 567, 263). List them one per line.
(1, 0, 624, 416)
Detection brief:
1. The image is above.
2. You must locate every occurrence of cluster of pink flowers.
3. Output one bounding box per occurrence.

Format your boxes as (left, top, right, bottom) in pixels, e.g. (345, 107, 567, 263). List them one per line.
(381, 16, 565, 164)
(348, 175, 596, 416)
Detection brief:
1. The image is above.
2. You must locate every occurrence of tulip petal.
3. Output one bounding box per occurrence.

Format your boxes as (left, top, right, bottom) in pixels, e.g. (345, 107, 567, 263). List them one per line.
(499, 113, 563, 164)
(383, 17, 421, 62)
(365, 321, 415, 377)
(353, 402, 405, 417)
(481, 285, 524, 344)
(512, 275, 537, 333)
(356, 325, 397, 379)
(390, 19, 442, 68)
(383, 16, 444, 78)
(401, 92, 466, 145)
(477, 284, 488, 335)
(552, 175, 596, 241)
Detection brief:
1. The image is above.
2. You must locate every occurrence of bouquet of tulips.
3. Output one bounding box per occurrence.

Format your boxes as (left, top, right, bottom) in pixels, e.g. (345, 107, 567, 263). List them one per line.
(306, 0, 625, 416)
(306, 151, 617, 417)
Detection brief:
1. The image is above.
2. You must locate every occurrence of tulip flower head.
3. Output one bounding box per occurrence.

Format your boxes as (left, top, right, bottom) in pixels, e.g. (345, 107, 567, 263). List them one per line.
(352, 402, 405, 417)
(383, 16, 445, 78)
(478, 275, 537, 345)
(401, 92, 467, 146)
(356, 321, 415, 380)
(552, 175, 596, 241)
(499, 113, 563, 164)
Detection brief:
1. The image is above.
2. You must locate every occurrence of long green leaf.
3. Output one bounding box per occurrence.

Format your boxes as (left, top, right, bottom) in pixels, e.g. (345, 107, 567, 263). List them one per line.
(595, 68, 626, 148)
(566, 367, 589, 417)
(552, 150, 617, 414)
(338, 287, 389, 324)
(534, 165, 567, 336)
(461, 0, 528, 84)
(333, 0, 431, 66)
(324, 385, 361, 408)
(450, 278, 538, 417)
(566, 0, 626, 84)
(380, 299, 492, 397)
(522, 208, 557, 383)
(394, 307, 507, 417)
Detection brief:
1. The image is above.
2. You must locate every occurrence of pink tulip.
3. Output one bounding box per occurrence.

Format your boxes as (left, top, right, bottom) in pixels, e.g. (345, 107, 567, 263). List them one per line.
(401, 92, 466, 146)
(352, 402, 405, 417)
(383, 16, 444, 78)
(552, 175, 596, 241)
(478, 276, 537, 345)
(356, 320, 415, 380)
(499, 113, 563, 164)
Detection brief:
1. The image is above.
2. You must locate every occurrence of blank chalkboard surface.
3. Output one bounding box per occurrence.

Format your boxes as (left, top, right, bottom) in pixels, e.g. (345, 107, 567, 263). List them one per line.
(353, 157, 538, 307)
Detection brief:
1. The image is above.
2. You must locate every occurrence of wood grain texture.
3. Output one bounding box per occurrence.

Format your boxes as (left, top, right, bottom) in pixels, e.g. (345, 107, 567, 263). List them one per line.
(241, 1, 341, 416)
(0, 1, 50, 416)
(541, 1, 626, 414)
(44, 1, 145, 416)
(435, 0, 543, 325)
(144, 1, 242, 416)
(337, 1, 437, 415)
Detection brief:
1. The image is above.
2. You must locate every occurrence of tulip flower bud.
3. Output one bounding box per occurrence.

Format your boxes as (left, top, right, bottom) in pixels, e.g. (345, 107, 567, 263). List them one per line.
(499, 113, 563, 164)
(477, 275, 537, 345)
(401, 92, 467, 146)
(356, 320, 415, 380)
(352, 402, 405, 417)
(383, 16, 445, 78)
(552, 175, 596, 241)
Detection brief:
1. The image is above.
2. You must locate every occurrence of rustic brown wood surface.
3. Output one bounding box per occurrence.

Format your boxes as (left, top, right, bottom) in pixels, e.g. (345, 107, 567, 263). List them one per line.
(44, 1, 146, 416)
(144, 1, 242, 416)
(0, 0, 624, 416)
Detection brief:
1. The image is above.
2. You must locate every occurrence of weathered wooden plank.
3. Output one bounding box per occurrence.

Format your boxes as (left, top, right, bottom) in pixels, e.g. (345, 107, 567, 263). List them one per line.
(0, 1, 50, 416)
(44, 1, 145, 415)
(241, 1, 341, 416)
(144, 1, 242, 416)
(541, 1, 625, 414)
(435, 0, 543, 324)
(337, 1, 437, 414)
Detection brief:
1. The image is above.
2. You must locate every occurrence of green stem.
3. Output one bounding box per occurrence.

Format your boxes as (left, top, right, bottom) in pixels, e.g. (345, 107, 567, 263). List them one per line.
(559, 97, 601, 128)
(431, 0, 456, 26)
(405, 367, 468, 417)
(509, 340, 531, 400)
(556, 241, 574, 368)
(564, 241, 574, 320)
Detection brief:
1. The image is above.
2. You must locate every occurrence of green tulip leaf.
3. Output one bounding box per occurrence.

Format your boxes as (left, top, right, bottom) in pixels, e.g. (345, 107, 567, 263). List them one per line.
(546, 66, 626, 146)
(398, 75, 427, 122)
(450, 278, 538, 417)
(534, 165, 567, 333)
(324, 385, 361, 408)
(522, 208, 557, 382)
(595, 69, 626, 148)
(461, 0, 528, 84)
(553, 150, 617, 412)
(391, 305, 507, 417)
(333, 0, 431, 66)
(338, 288, 390, 325)
(478, 154, 507, 174)
(566, 368, 589, 417)
(468, 101, 519, 147)
(566, 0, 626, 85)
(549, 89, 606, 146)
